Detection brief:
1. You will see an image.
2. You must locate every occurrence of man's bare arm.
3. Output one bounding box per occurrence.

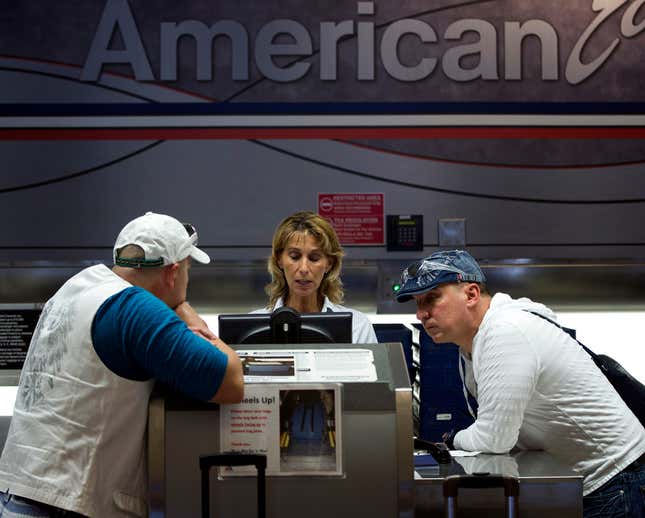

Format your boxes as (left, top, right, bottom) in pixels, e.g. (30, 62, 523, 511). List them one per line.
(175, 302, 243, 403)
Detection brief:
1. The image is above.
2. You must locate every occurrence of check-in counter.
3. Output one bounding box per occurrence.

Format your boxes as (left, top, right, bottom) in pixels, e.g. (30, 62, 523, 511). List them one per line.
(415, 450, 583, 517)
(148, 342, 414, 518)
(1, 347, 583, 518)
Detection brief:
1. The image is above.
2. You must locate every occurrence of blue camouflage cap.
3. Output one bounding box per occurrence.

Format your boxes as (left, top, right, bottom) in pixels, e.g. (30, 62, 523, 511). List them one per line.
(396, 249, 486, 302)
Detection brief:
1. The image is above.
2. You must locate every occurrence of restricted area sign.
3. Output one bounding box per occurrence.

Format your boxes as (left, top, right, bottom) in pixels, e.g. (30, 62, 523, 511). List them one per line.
(318, 193, 384, 245)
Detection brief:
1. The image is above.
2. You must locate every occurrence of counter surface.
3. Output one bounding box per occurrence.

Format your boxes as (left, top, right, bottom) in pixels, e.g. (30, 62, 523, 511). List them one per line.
(415, 450, 582, 517)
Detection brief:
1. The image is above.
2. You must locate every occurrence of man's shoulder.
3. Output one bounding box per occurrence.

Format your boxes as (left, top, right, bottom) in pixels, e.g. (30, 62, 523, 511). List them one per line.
(53, 264, 130, 305)
(62, 263, 113, 288)
(481, 304, 533, 339)
(486, 294, 547, 323)
(101, 285, 167, 317)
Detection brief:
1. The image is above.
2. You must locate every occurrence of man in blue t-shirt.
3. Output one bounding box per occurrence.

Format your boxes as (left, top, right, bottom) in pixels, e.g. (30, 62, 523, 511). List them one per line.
(0, 212, 243, 518)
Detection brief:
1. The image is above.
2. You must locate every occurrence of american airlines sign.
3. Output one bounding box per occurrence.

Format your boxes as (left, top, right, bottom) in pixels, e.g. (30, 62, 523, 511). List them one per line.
(80, 0, 645, 86)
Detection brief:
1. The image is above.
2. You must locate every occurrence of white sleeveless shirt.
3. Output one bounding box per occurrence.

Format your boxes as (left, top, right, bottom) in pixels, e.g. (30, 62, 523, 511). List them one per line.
(0, 264, 154, 517)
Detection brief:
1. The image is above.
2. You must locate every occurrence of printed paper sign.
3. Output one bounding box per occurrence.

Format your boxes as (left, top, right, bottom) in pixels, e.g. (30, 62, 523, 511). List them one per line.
(0, 305, 42, 370)
(220, 384, 342, 476)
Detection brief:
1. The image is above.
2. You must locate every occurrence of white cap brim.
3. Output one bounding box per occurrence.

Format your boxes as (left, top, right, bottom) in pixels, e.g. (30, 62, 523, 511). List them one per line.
(190, 245, 210, 264)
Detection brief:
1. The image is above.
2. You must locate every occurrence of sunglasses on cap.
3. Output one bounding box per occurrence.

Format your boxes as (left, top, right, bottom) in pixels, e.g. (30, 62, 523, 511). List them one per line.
(401, 259, 480, 285)
(183, 222, 198, 244)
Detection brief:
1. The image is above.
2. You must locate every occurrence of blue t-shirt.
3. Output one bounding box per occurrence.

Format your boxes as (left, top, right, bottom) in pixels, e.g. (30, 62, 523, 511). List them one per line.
(91, 287, 227, 401)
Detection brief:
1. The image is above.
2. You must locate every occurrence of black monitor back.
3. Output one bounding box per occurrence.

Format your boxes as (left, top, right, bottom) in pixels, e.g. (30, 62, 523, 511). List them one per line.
(218, 308, 352, 345)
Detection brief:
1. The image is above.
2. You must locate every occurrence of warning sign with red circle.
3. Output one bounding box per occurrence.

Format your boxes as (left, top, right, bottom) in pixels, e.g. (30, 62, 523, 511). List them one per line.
(318, 193, 384, 245)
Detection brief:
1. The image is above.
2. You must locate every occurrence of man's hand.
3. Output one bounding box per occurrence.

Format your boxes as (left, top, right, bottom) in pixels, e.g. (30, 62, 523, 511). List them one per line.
(208, 336, 230, 350)
(189, 326, 217, 341)
(175, 301, 215, 340)
(442, 428, 457, 450)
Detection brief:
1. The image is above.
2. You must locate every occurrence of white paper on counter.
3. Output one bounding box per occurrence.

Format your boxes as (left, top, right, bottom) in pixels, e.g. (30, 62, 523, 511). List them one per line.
(450, 450, 482, 457)
(237, 349, 377, 382)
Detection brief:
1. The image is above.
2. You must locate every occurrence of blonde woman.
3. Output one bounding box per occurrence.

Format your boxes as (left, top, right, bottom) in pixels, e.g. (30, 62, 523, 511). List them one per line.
(254, 211, 377, 344)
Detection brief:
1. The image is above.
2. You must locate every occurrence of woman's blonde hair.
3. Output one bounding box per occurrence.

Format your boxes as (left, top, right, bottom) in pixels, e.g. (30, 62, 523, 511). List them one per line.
(265, 211, 345, 309)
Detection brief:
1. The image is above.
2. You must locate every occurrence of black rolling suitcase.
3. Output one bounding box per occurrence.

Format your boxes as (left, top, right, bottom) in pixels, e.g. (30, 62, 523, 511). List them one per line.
(199, 453, 267, 518)
(443, 473, 519, 518)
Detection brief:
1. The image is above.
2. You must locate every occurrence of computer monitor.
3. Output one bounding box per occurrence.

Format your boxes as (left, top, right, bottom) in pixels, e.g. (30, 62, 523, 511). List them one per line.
(218, 307, 353, 345)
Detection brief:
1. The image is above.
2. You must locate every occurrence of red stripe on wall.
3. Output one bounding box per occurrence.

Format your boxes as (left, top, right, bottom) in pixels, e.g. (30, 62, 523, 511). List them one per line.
(1, 127, 645, 140)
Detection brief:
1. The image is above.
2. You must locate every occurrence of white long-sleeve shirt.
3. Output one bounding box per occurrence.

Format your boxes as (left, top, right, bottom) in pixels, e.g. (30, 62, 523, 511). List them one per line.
(454, 293, 645, 495)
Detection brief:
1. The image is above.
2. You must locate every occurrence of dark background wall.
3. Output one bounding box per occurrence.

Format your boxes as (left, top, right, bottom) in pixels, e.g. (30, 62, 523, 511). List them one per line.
(1, 0, 644, 310)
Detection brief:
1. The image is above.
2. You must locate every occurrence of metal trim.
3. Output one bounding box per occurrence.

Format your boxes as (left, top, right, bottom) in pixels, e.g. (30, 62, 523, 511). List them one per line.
(148, 395, 166, 518)
(388, 341, 415, 518)
(395, 386, 414, 518)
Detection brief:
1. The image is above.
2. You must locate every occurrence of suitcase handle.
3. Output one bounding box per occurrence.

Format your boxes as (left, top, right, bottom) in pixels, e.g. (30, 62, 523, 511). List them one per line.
(200, 453, 267, 518)
(443, 473, 519, 518)
(443, 472, 519, 496)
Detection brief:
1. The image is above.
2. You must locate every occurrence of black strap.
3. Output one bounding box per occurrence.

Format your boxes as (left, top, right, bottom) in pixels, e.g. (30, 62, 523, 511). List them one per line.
(459, 354, 478, 418)
(524, 310, 645, 428)
(524, 310, 607, 373)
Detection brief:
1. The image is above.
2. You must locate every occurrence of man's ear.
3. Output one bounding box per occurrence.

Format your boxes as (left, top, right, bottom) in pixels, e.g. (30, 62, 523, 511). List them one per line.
(464, 283, 481, 306)
(163, 263, 180, 289)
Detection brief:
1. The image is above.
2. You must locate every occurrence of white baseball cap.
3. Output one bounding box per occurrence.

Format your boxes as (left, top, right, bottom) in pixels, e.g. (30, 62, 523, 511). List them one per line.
(113, 212, 210, 267)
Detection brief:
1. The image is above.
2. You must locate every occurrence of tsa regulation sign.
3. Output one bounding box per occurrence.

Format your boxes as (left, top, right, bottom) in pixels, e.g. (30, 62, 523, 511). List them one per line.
(318, 193, 384, 245)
